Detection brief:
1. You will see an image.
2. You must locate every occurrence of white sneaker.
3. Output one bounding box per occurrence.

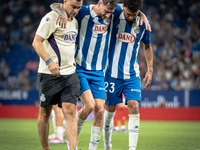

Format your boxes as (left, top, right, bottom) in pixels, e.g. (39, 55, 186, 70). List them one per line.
(129, 147, 136, 150)
(48, 133, 56, 139)
(48, 138, 65, 144)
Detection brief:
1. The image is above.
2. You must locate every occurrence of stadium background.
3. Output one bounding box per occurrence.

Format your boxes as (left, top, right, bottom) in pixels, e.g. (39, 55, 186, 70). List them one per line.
(0, 0, 200, 121)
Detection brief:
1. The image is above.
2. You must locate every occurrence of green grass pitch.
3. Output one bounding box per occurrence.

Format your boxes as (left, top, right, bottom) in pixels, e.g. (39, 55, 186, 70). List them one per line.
(0, 119, 200, 150)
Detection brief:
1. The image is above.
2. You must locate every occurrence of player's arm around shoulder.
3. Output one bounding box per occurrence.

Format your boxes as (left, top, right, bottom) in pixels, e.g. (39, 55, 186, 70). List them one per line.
(50, 3, 68, 28)
(138, 11, 151, 32)
(118, 3, 151, 31)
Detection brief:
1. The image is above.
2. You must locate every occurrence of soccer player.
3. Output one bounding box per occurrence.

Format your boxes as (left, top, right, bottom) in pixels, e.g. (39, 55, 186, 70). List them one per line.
(32, 0, 82, 149)
(103, 0, 153, 149)
(50, 1, 150, 149)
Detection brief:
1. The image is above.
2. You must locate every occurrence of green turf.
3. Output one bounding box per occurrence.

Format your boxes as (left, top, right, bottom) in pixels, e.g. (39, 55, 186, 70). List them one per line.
(0, 119, 200, 150)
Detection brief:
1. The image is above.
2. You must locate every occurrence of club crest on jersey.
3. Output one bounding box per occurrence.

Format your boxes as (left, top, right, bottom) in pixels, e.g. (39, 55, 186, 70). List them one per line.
(134, 26, 140, 34)
(105, 18, 111, 23)
(40, 94, 46, 102)
(116, 32, 136, 43)
(64, 31, 77, 44)
(92, 24, 108, 34)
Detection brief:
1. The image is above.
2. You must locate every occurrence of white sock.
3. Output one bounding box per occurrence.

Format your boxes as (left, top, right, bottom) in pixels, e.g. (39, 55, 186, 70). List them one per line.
(129, 114, 140, 150)
(88, 126, 102, 150)
(114, 126, 119, 130)
(121, 125, 126, 130)
(77, 116, 86, 137)
(51, 110, 56, 135)
(56, 126, 63, 140)
(103, 110, 115, 149)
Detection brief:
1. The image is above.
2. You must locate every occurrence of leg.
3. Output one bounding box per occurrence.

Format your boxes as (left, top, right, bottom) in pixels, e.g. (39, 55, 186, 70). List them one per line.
(48, 105, 64, 143)
(54, 105, 64, 140)
(48, 109, 56, 139)
(117, 103, 126, 132)
(127, 100, 140, 150)
(78, 90, 95, 120)
(38, 105, 53, 150)
(62, 102, 77, 150)
(103, 105, 116, 150)
(88, 99, 105, 150)
(113, 107, 119, 132)
(77, 90, 95, 136)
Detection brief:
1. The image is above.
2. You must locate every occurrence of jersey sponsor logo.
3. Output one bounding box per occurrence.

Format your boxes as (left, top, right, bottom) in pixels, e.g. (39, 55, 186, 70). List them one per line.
(92, 24, 108, 34)
(64, 31, 77, 44)
(116, 32, 136, 43)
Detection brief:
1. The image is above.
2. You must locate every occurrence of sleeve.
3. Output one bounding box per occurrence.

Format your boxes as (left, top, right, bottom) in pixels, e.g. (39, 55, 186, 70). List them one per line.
(112, 5, 122, 20)
(36, 11, 57, 40)
(141, 23, 151, 45)
(75, 5, 90, 22)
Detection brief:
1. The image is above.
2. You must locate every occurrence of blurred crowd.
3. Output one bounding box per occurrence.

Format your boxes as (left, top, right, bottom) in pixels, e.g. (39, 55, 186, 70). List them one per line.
(0, 0, 199, 90)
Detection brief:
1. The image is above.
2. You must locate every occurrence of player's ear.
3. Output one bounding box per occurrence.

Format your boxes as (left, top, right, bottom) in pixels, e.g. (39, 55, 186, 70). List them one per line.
(97, 0, 103, 6)
(63, 0, 67, 4)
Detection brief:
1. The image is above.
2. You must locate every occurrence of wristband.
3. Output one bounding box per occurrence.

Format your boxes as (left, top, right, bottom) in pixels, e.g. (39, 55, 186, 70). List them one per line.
(46, 58, 53, 65)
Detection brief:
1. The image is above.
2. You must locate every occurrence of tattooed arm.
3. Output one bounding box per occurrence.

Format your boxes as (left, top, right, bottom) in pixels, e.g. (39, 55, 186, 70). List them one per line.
(50, 3, 68, 28)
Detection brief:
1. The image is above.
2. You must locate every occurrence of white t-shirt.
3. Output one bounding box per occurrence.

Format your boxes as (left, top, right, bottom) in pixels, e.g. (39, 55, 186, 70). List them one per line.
(36, 11, 78, 75)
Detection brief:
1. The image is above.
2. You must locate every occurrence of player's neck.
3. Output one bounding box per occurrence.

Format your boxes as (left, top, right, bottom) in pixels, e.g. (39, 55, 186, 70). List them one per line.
(92, 5, 98, 15)
(62, 5, 72, 21)
(67, 16, 72, 21)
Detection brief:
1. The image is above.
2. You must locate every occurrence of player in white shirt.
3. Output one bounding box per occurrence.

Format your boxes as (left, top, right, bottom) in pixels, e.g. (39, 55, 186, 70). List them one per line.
(103, 0, 153, 150)
(32, 0, 82, 149)
(50, 1, 151, 149)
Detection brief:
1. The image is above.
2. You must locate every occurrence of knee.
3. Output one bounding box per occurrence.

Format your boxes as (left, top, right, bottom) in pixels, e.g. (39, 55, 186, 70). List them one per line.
(38, 107, 52, 121)
(128, 105, 139, 114)
(84, 102, 95, 114)
(94, 106, 105, 120)
(62, 104, 76, 117)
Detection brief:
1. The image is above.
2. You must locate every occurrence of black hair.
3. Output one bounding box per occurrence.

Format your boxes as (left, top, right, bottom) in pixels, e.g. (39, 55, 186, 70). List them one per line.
(123, 0, 143, 12)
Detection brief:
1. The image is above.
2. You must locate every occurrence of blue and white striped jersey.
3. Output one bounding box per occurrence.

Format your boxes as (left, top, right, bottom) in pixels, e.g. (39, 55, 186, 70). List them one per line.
(75, 5, 122, 70)
(106, 12, 151, 79)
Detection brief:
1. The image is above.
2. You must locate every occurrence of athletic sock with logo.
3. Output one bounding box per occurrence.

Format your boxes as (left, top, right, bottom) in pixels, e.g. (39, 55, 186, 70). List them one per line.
(77, 116, 86, 137)
(129, 114, 140, 150)
(103, 110, 115, 149)
(88, 126, 102, 150)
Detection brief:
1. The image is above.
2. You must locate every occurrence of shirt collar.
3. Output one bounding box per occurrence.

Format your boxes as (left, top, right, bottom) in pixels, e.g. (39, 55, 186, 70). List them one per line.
(119, 12, 125, 19)
(90, 4, 97, 18)
(119, 11, 140, 24)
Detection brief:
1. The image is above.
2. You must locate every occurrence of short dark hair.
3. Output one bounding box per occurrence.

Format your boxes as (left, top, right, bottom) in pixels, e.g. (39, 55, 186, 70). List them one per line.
(102, 0, 117, 9)
(123, 0, 143, 12)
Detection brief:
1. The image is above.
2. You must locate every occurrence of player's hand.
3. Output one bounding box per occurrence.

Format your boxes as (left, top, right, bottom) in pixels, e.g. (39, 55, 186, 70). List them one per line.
(143, 70, 153, 89)
(48, 61, 62, 77)
(56, 11, 68, 28)
(139, 11, 151, 32)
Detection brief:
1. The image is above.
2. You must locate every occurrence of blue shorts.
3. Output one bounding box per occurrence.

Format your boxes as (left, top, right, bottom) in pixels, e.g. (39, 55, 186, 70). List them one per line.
(76, 65, 106, 100)
(105, 74, 141, 105)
